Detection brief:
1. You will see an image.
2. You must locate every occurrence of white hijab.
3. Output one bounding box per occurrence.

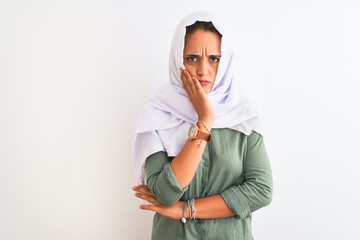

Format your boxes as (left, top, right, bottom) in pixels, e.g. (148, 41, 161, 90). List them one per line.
(133, 11, 261, 184)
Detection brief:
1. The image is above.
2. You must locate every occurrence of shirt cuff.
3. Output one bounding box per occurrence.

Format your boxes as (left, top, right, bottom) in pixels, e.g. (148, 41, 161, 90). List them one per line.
(151, 163, 188, 206)
(221, 186, 251, 219)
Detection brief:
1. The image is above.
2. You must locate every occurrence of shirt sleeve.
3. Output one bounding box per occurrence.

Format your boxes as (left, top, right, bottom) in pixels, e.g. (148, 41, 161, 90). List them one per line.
(145, 151, 188, 206)
(220, 131, 273, 219)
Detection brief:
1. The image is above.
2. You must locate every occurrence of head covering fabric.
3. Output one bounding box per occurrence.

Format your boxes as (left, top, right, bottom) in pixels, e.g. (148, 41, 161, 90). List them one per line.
(133, 11, 261, 184)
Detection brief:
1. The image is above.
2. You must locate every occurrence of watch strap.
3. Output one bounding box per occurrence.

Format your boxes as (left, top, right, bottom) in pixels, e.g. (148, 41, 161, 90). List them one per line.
(197, 130, 212, 142)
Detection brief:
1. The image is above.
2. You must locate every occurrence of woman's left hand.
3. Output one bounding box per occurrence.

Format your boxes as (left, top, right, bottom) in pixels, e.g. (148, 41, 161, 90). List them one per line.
(132, 185, 183, 220)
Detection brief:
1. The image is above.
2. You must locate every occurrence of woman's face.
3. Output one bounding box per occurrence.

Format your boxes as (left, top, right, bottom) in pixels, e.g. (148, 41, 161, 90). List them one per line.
(183, 29, 221, 94)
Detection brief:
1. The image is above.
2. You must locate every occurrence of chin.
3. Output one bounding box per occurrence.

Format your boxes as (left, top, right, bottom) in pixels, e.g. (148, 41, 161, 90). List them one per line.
(203, 89, 211, 94)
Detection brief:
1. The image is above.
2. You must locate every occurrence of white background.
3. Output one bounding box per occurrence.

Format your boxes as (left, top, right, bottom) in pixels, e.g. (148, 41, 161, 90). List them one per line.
(1, 0, 359, 239)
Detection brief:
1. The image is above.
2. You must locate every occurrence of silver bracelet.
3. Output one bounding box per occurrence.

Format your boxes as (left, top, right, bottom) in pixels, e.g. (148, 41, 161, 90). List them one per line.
(189, 199, 196, 220)
(181, 200, 187, 223)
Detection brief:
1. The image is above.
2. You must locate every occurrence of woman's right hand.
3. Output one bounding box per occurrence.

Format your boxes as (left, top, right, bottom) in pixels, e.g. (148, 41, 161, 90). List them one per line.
(133, 185, 184, 220)
(180, 68, 215, 126)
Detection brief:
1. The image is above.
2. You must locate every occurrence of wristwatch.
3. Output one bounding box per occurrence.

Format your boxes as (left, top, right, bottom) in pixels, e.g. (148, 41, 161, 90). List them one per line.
(188, 123, 212, 142)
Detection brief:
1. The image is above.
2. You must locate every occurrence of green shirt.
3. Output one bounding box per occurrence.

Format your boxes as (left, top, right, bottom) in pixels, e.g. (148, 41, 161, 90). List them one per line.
(145, 129, 273, 240)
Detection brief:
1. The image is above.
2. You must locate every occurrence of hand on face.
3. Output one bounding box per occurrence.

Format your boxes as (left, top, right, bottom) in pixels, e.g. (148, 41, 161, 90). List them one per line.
(181, 68, 215, 126)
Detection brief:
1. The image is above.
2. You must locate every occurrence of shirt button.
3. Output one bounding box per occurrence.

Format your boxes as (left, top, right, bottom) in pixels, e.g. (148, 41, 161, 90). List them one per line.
(204, 161, 209, 166)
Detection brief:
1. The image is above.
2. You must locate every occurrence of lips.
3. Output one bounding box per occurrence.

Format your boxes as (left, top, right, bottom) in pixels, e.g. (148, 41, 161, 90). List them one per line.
(199, 80, 211, 86)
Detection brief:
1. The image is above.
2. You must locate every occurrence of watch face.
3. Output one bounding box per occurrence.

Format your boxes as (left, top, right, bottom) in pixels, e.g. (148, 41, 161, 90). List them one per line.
(188, 125, 197, 139)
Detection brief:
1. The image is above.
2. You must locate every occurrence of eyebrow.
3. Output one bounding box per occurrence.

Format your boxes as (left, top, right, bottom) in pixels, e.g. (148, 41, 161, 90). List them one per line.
(184, 54, 222, 58)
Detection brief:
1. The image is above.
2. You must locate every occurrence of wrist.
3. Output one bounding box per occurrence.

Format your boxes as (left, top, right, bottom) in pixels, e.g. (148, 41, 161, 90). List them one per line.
(198, 115, 214, 123)
(179, 201, 191, 220)
(197, 119, 213, 132)
(179, 201, 188, 220)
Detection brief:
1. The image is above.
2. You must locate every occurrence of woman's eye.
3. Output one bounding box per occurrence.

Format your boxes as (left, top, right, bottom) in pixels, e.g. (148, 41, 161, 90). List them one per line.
(210, 56, 220, 63)
(186, 56, 198, 62)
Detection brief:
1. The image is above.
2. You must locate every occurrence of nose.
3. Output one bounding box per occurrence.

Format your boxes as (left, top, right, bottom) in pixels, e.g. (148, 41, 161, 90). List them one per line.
(197, 59, 209, 77)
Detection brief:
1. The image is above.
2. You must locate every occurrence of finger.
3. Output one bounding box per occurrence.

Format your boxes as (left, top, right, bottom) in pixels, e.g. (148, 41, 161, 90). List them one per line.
(139, 204, 158, 212)
(138, 185, 153, 195)
(192, 76, 206, 94)
(182, 70, 197, 97)
(180, 70, 192, 91)
(132, 185, 153, 196)
(135, 192, 161, 205)
(183, 70, 195, 88)
(180, 70, 188, 88)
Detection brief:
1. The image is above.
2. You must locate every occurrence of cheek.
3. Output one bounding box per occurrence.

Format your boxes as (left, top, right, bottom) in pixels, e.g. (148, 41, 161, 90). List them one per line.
(212, 64, 219, 74)
(210, 80, 215, 89)
(208, 65, 218, 81)
(183, 63, 196, 75)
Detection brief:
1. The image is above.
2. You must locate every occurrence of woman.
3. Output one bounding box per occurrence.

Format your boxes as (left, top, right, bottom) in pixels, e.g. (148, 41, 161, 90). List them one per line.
(132, 11, 272, 240)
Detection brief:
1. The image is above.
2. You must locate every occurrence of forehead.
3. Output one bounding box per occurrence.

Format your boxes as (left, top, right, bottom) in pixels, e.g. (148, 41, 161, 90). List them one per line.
(184, 29, 221, 53)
